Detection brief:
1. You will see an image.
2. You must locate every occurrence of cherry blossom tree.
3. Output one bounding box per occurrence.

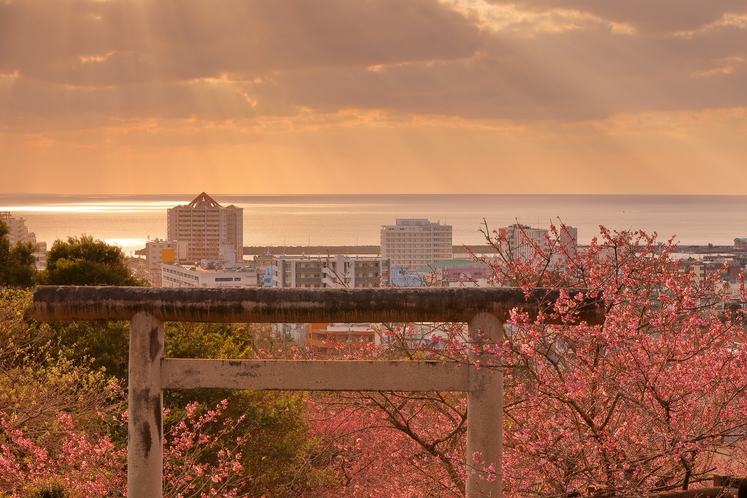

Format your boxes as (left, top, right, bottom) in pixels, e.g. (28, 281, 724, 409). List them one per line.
(308, 225, 747, 497)
(482, 223, 747, 496)
(0, 399, 252, 498)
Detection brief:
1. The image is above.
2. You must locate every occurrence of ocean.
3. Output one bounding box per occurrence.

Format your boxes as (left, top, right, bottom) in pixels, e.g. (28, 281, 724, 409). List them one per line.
(1, 193, 745, 256)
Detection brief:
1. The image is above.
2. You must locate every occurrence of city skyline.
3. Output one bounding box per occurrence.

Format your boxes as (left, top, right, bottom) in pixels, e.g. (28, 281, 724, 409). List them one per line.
(2, 1, 747, 195)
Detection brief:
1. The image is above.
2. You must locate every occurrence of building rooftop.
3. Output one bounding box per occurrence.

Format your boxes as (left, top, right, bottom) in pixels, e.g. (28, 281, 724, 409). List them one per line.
(187, 192, 222, 209)
(416, 259, 483, 272)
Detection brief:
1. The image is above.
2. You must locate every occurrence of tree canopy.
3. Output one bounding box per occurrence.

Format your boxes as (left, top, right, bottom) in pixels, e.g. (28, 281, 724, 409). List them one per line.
(306, 225, 747, 496)
(0, 221, 36, 288)
(40, 235, 142, 286)
(3, 225, 747, 496)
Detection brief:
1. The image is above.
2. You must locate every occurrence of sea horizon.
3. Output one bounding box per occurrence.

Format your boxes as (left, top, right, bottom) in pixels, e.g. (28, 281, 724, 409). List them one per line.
(2, 193, 746, 256)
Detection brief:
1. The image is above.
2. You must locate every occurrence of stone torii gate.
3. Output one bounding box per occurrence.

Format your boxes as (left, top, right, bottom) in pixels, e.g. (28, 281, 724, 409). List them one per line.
(33, 286, 604, 498)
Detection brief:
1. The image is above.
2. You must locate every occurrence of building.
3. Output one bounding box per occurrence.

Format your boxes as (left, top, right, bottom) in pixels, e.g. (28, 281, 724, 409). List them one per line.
(380, 218, 452, 270)
(265, 255, 390, 288)
(167, 192, 243, 263)
(498, 224, 548, 261)
(161, 260, 258, 288)
(498, 224, 577, 262)
(308, 322, 380, 356)
(422, 259, 490, 287)
(0, 212, 47, 268)
(390, 259, 491, 287)
(144, 239, 186, 286)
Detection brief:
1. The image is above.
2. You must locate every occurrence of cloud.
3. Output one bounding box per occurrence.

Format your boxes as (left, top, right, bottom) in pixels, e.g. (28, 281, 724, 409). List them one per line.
(0, 0, 746, 132)
(0, 0, 481, 85)
(493, 0, 747, 34)
(445, 0, 637, 35)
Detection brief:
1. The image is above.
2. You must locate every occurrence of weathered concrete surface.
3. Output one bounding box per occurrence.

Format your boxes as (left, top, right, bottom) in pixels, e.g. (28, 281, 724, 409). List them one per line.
(162, 359, 471, 391)
(466, 313, 503, 498)
(34, 286, 605, 325)
(128, 313, 164, 498)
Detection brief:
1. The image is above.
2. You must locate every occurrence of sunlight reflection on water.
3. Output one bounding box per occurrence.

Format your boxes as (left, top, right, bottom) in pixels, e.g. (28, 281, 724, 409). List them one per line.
(2, 194, 746, 256)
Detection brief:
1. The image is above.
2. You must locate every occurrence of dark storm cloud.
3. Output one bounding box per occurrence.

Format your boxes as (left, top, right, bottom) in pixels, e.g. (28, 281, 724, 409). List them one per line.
(0, 0, 746, 126)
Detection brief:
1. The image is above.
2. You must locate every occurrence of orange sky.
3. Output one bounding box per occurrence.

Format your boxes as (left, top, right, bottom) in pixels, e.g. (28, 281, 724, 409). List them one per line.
(1, 0, 747, 195)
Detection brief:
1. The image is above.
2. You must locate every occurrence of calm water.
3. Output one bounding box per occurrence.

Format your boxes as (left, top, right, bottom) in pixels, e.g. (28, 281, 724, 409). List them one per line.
(1, 194, 745, 256)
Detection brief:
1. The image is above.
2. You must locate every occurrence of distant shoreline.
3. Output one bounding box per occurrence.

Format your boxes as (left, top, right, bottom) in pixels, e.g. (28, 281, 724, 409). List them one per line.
(243, 245, 497, 256)
(243, 244, 745, 257)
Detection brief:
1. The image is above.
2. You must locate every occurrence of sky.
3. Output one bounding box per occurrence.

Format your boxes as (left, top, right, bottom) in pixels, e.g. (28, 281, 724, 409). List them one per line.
(1, 0, 747, 195)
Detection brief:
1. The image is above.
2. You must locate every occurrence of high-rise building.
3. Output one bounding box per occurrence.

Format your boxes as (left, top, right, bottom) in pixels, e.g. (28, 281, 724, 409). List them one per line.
(167, 192, 243, 263)
(380, 218, 452, 270)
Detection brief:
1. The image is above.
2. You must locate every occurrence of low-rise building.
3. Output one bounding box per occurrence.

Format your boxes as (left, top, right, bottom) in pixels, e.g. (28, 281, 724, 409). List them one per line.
(390, 259, 491, 287)
(161, 260, 258, 288)
(145, 239, 186, 286)
(308, 322, 380, 356)
(265, 255, 390, 288)
(425, 259, 490, 287)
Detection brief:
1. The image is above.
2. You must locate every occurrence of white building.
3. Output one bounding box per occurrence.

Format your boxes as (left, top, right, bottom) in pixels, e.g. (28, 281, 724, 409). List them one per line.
(380, 218, 452, 270)
(499, 224, 547, 261)
(167, 192, 243, 263)
(0, 212, 47, 268)
(161, 260, 258, 288)
(267, 255, 390, 288)
(499, 224, 577, 262)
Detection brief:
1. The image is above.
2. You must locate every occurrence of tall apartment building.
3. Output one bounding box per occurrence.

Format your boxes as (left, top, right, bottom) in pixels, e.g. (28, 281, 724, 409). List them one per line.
(266, 255, 390, 288)
(1, 212, 47, 268)
(167, 192, 243, 263)
(380, 218, 452, 270)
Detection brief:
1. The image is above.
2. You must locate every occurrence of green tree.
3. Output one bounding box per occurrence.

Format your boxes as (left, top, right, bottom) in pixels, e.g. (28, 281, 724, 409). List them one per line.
(163, 322, 321, 496)
(0, 221, 36, 288)
(40, 235, 142, 286)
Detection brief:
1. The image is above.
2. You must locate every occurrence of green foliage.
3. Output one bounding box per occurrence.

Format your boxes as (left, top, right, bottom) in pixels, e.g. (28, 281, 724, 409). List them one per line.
(163, 321, 321, 495)
(40, 235, 142, 286)
(23, 479, 79, 498)
(1, 288, 322, 495)
(0, 289, 124, 444)
(49, 320, 130, 381)
(0, 221, 36, 288)
(166, 322, 256, 360)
